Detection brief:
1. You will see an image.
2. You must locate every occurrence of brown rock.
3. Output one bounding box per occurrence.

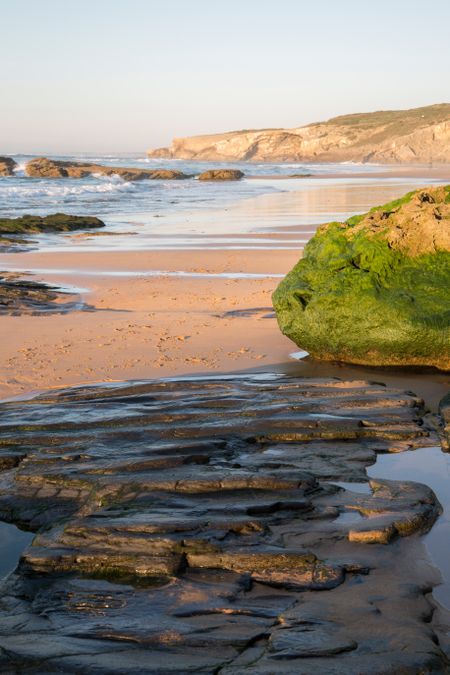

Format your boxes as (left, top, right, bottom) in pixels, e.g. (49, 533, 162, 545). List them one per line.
(0, 156, 18, 176)
(25, 157, 188, 181)
(198, 169, 244, 181)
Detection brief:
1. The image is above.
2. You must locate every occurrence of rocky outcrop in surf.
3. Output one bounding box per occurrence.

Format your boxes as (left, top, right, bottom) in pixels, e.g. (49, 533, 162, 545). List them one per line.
(198, 169, 244, 181)
(148, 103, 450, 163)
(25, 157, 189, 181)
(273, 185, 450, 370)
(0, 157, 17, 176)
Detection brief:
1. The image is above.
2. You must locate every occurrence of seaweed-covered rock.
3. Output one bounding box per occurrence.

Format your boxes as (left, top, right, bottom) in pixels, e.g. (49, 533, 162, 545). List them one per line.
(0, 212, 105, 234)
(25, 157, 188, 181)
(198, 169, 244, 181)
(0, 156, 17, 176)
(273, 186, 450, 370)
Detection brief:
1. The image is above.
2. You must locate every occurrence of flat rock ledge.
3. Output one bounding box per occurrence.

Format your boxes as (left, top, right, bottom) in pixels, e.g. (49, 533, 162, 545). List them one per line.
(0, 272, 89, 315)
(0, 374, 447, 673)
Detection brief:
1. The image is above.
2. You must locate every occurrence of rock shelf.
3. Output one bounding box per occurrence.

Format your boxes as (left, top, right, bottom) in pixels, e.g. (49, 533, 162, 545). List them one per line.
(0, 374, 447, 672)
(0, 272, 88, 315)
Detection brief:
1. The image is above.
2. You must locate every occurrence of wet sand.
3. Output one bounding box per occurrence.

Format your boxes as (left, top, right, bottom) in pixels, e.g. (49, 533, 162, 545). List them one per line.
(0, 249, 300, 400)
(1, 167, 449, 402)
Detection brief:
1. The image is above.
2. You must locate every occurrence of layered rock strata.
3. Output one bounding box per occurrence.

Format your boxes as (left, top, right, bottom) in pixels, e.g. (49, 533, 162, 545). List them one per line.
(0, 374, 447, 672)
(148, 103, 450, 163)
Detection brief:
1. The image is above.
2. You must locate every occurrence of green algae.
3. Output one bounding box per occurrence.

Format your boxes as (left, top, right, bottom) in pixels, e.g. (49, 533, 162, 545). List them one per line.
(0, 213, 105, 235)
(273, 189, 450, 369)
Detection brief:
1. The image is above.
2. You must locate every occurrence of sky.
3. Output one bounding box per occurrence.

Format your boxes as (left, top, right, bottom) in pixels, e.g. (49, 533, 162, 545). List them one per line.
(2, 0, 450, 153)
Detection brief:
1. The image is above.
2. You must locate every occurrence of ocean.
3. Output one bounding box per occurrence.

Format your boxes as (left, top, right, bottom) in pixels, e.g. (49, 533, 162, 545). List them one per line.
(0, 154, 439, 253)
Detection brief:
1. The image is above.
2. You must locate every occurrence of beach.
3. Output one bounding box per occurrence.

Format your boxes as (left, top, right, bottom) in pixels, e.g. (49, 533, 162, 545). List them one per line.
(1, 161, 450, 672)
(1, 162, 447, 401)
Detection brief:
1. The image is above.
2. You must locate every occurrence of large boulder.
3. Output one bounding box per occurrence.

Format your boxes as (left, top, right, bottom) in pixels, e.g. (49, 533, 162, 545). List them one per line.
(25, 157, 188, 181)
(198, 168, 244, 181)
(0, 156, 17, 176)
(273, 186, 450, 370)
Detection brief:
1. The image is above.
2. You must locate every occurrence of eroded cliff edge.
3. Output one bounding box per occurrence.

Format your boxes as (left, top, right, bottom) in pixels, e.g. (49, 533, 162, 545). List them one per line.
(148, 103, 450, 163)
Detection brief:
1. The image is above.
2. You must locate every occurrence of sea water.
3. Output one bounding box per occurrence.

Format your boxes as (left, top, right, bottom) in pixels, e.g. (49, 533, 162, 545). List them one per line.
(0, 154, 439, 254)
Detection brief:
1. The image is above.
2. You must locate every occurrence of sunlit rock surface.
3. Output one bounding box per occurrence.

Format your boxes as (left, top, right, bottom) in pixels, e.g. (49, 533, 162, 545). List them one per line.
(0, 374, 447, 673)
(0, 156, 17, 176)
(148, 103, 450, 163)
(25, 157, 189, 181)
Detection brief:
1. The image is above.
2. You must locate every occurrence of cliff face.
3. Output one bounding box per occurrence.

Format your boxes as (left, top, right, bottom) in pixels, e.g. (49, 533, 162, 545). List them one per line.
(148, 103, 450, 163)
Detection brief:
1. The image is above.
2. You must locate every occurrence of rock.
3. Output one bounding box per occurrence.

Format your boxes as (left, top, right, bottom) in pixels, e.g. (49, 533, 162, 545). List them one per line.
(148, 103, 450, 163)
(0, 374, 446, 671)
(0, 271, 89, 315)
(273, 185, 450, 370)
(0, 212, 105, 235)
(439, 391, 450, 448)
(0, 156, 17, 176)
(25, 157, 189, 180)
(198, 169, 244, 181)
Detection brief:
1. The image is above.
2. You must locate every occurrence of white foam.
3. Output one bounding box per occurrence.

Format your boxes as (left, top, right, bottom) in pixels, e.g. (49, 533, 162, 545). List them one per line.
(0, 180, 137, 198)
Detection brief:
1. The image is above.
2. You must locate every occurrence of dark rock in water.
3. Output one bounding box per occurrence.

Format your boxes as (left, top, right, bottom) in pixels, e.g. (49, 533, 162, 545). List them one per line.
(273, 185, 450, 371)
(0, 156, 17, 176)
(0, 272, 87, 315)
(198, 169, 244, 181)
(25, 157, 189, 181)
(0, 212, 105, 235)
(439, 391, 450, 449)
(0, 373, 446, 672)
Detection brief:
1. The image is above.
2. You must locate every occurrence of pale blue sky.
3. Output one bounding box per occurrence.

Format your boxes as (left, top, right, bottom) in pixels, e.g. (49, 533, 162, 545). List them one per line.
(2, 0, 449, 153)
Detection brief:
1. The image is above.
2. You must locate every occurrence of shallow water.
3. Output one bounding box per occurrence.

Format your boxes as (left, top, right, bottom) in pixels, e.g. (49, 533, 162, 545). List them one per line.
(369, 447, 450, 611)
(0, 522, 34, 579)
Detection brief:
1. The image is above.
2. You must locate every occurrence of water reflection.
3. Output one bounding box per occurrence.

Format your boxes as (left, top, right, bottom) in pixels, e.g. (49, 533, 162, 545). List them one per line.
(368, 447, 450, 611)
(0, 521, 34, 579)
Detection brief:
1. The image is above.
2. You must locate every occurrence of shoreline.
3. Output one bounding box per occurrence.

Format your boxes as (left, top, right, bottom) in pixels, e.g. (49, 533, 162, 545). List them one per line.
(2, 167, 450, 402)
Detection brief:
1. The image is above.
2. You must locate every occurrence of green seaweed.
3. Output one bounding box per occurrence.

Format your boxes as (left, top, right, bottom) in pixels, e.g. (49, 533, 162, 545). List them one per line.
(273, 189, 450, 369)
(0, 213, 105, 235)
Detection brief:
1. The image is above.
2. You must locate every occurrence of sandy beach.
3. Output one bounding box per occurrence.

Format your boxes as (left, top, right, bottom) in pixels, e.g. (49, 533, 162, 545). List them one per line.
(0, 249, 300, 400)
(1, 167, 450, 402)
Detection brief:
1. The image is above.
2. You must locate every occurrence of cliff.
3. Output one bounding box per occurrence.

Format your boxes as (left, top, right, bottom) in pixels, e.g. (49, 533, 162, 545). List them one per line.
(148, 103, 450, 163)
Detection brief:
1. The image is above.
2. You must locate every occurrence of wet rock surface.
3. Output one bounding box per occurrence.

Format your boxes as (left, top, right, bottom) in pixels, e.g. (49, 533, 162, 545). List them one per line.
(25, 157, 189, 181)
(0, 272, 89, 315)
(0, 374, 447, 673)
